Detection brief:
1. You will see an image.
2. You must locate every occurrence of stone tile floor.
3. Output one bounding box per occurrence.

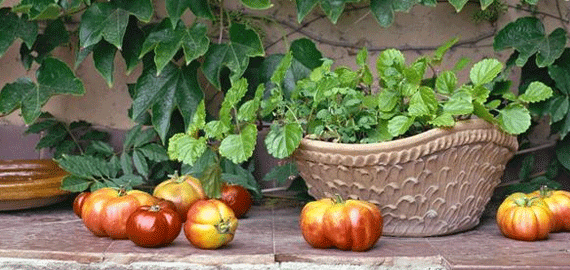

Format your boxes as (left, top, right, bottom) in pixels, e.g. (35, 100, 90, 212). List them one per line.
(0, 197, 569, 270)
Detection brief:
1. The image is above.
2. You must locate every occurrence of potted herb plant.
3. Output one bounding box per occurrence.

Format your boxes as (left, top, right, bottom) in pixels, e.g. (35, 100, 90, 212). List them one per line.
(259, 40, 554, 236)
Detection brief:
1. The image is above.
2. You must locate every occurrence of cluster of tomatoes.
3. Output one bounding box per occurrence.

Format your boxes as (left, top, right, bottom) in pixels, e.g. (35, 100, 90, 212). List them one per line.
(73, 174, 252, 249)
(496, 186, 570, 241)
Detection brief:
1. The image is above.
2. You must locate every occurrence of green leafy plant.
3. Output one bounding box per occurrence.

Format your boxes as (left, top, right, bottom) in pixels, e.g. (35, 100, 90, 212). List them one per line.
(263, 39, 553, 159)
(24, 112, 111, 159)
(493, 16, 570, 193)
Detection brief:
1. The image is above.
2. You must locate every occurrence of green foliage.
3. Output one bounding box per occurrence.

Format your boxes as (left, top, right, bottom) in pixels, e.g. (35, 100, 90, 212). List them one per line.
(263, 41, 552, 159)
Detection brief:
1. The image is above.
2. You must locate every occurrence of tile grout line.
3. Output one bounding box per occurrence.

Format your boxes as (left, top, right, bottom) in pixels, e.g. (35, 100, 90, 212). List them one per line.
(271, 204, 277, 264)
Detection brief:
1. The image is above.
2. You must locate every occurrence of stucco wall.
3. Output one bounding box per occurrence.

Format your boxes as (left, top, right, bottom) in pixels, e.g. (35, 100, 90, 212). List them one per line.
(0, 0, 568, 130)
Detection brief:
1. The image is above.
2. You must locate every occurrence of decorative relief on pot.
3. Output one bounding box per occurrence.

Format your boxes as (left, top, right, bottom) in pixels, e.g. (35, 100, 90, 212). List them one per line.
(293, 119, 518, 237)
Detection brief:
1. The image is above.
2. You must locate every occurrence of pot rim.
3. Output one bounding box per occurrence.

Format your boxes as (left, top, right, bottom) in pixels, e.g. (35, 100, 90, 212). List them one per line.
(296, 118, 518, 155)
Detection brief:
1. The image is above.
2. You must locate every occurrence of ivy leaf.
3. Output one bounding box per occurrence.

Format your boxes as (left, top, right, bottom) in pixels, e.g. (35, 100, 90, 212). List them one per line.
(121, 16, 145, 75)
(518, 81, 553, 103)
(168, 133, 207, 166)
(13, 0, 61, 20)
(131, 60, 203, 142)
(547, 96, 569, 124)
(240, 0, 273, 9)
(219, 123, 258, 164)
(296, 0, 320, 23)
(470, 58, 502, 86)
(140, 20, 209, 75)
(79, 0, 154, 49)
(493, 17, 567, 68)
(21, 19, 69, 67)
(497, 103, 531, 135)
(0, 8, 38, 57)
(93, 40, 117, 87)
(448, 0, 469, 12)
(0, 58, 85, 124)
(443, 90, 473, 115)
(166, 0, 214, 28)
(548, 49, 570, 95)
(202, 23, 265, 89)
(320, 0, 359, 24)
(265, 122, 303, 159)
(370, 0, 394, 27)
(388, 115, 414, 137)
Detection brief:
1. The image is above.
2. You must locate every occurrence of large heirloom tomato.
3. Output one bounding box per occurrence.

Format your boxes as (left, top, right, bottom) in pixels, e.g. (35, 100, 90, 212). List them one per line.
(299, 196, 383, 251)
(530, 187, 570, 232)
(153, 174, 206, 222)
(184, 199, 238, 249)
(220, 184, 253, 218)
(496, 192, 554, 241)
(126, 201, 182, 248)
(81, 187, 158, 239)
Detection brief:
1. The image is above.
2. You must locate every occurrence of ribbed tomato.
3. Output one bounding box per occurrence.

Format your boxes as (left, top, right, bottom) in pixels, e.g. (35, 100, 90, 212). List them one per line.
(73, 191, 90, 218)
(184, 199, 238, 249)
(220, 184, 252, 218)
(153, 173, 206, 222)
(496, 192, 554, 241)
(530, 186, 570, 232)
(126, 200, 182, 248)
(299, 196, 383, 251)
(81, 187, 159, 239)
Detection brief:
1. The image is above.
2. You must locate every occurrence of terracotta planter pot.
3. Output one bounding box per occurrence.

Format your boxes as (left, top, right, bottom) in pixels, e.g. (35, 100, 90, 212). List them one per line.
(0, 159, 70, 211)
(293, 119, 518, 237)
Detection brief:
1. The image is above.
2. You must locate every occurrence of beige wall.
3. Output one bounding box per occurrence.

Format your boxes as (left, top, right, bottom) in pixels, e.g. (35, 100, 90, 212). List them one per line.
(1, 0, 568, 130)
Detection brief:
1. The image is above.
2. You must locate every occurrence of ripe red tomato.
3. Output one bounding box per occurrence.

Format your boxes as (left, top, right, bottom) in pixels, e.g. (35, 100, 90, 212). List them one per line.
(299, 196, 383, 251)
(126, 202, 182, 248)
(81, 187, 159, 239)
(496, 192, 554, 241)
(73, 191, 91, 218)
(153, 174, 206, 222)
(220, 184, 253, 218)
(529, 187, 570, 232)
(184, 199, 238, 249)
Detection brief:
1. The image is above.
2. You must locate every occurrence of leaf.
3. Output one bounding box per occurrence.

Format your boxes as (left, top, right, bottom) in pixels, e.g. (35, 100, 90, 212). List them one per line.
(140, 20, 209, 75)
(377, 89, 399, 112)
(138, 143, 169, 162)
(271, 52, 293, 86)
(408, 86, 437, 117)
(36, 123, 67, 149)
(443, 90, 473, 115)
(497, 103, 531, 135)
(133, 149, 149, 177)
(57, 154, 110, 179)
(240, 0, 273, 9)
(448, 0, 469, 12)
(370, 0, 419, 27)
(518, 155, 534, 182)
(296, 0, 320, 23)
(548, 49, 570, 95)
(0, 8, 37, 57)
(0, 58, 85, 124)
(220, 159, 261, 197)
(429, 113, 455, 127)
(433, 37, 459, 63)
(547, 96, 569, 124)
(168, 133, 207, 166)
(219, 124, 258, 164)
(166, 0, 214, 28)
(263, 162, 299, 185)
(493, 17, 567, 68)
(85, 141, 115, 157)
(200, 162, 223, 199)
(319, 0, 359, 24)
(13, 0, 61, 20)
(388, 115, 414, 137)
(93, 40, 117, 87)
(24, 119, 57, 134)
(60, 175, 93, 192)
(556, 136, 570, 171)
(79, 0, 154, 49)
(518, 81, 553, 103)
(131, 61, 203, 142)
(435, 71, 457, 94)
(470, 58, 502, 86)
(202, 23, 265, 89)
(473, 101, 495, 124)
(265, 122, 303, 159)
(121, 16, 145, 75)
(120, 152, 134, 174)
(21, 18, 68, 65)
(219, 78, 249, 126)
